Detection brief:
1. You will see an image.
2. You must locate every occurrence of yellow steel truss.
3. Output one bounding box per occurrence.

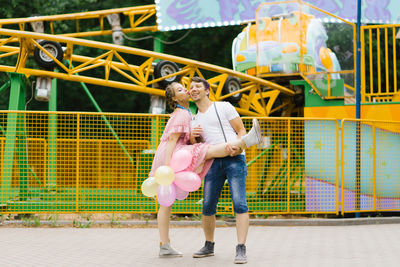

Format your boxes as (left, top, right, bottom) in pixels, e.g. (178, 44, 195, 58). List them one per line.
(0, 5, 157, 39)
(0, 28, 294, 116)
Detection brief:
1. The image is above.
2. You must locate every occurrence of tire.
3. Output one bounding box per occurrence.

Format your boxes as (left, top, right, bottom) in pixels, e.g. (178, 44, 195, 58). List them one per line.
(153, 60, 180, 87)
(222, 76, 242, 103)
(34, 40, 63, 69)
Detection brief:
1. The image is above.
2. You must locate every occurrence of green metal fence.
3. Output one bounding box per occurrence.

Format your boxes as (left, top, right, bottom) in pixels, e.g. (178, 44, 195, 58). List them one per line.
(0, 111, 398, 215)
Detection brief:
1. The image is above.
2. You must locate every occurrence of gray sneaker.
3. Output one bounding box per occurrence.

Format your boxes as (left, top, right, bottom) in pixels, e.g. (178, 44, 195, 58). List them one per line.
(192, 241, 215, 258)
(159, 243, 183, 258)
(234, 244, 247, 264)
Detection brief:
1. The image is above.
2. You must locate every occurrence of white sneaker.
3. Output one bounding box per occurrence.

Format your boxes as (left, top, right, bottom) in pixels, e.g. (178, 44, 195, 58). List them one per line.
(242, 118, 262, 148)
(159, 243, 183, 258)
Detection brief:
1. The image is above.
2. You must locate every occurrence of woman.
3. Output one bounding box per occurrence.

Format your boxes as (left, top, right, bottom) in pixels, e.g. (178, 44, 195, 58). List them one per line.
(151, 82, 261, 257)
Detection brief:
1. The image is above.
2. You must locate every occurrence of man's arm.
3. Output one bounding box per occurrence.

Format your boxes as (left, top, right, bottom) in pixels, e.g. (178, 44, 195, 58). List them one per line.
(230, 117, 246, 138)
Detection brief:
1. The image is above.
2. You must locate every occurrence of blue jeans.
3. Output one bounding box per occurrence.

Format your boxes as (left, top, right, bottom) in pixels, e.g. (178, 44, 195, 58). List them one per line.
(202, 155, 248, 216)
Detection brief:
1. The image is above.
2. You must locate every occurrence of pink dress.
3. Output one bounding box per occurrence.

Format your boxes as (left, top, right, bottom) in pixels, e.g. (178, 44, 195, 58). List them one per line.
(149, 109, 214, 178)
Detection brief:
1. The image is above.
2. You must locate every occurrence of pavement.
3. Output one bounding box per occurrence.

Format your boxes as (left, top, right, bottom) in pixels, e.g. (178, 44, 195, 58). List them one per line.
(1, 218, 400, 267)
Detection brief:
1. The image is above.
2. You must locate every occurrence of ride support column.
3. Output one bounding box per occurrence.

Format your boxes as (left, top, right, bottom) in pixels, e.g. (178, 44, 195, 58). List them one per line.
(1, 73, 28, 203)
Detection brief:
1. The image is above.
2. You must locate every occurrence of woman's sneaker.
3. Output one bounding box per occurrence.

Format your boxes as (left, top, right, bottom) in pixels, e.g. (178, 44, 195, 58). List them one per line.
(159, 243, 183, 258)
(242, 118, 262, 148)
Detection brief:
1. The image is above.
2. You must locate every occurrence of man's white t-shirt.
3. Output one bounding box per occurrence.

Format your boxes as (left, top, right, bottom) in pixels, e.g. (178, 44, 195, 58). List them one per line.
(192, 101, 242, 147)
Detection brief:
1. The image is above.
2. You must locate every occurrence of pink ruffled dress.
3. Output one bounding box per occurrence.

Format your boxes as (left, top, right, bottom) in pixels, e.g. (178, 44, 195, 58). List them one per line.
(149, 109, 213, 178)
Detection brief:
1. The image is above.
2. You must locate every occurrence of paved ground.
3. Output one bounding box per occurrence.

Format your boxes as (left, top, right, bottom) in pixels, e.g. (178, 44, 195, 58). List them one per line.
(1, 223, 400, 267)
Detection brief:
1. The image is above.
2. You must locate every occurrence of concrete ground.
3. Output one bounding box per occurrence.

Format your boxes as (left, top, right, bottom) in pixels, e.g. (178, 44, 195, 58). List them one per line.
(0, 220, 400, 267)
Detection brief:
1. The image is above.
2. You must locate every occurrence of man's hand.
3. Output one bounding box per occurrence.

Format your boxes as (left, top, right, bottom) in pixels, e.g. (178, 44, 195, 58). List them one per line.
(225, 144, 243, 156)
(190, 125, 203, 144)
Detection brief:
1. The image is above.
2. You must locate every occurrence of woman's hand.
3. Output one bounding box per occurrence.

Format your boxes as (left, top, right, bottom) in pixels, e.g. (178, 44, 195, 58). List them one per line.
(225, 144, 243, 156)
(190, 125, 203, 144)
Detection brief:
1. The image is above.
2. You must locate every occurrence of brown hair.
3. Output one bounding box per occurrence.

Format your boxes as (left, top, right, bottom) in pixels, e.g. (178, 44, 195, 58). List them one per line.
(165, 82, 180, 111)
(191, 76, 210, 91)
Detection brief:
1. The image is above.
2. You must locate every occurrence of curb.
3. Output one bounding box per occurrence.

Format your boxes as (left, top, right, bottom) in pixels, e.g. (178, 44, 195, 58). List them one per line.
(246, 217, 400, 226)
(1, 217, 400, 227)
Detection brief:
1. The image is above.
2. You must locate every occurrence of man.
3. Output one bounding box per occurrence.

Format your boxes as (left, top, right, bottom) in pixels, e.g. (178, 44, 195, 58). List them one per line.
(189, 76, 258, 264)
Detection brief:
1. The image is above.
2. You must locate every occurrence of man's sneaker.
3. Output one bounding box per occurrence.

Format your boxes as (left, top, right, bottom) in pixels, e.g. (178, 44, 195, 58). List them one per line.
(192, 241, 215, 258)
(242, 118, 262, 148)
(159, 243, 183, 258)
(234, 244, 247, 264)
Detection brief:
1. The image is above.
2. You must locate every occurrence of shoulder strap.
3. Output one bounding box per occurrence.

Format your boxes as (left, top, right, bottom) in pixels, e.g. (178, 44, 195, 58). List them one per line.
(214, 102, 227, 142)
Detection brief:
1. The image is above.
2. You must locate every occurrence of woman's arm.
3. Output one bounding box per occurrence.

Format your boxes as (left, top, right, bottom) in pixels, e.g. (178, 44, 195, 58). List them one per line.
(164, 132, 182, 165)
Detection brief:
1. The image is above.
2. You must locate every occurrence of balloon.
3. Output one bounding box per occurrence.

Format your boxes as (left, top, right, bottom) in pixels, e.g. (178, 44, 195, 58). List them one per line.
(170, 150, 192, 172)
(157, 184, 176, 207)
(174, 171, 202, 192)
(141, 177, 159, 197)
(154, 165, 175, 185)
(174, 183, 189, 200)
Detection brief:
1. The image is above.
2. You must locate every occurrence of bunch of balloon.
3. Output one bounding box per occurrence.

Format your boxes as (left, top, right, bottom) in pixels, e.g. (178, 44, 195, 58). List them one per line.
(141, 150, 202, 207)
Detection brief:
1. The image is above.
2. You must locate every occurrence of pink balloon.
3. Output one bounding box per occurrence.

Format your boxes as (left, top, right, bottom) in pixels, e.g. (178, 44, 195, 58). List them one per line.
(157, 184, 176, 207)
(174, 171, 201, 192)
(170, 150, 192, 172)
(174, 183, 189, 200)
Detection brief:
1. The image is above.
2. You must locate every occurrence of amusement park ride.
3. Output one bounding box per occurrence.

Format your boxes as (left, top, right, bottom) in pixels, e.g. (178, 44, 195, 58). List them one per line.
(0, 1, 398, 117)
(0, 0, 399, 213)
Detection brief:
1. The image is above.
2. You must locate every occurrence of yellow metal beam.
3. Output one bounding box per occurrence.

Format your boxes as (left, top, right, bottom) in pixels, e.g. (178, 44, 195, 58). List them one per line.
(0, 5, 157, 39)
(0, 28, 294, 116)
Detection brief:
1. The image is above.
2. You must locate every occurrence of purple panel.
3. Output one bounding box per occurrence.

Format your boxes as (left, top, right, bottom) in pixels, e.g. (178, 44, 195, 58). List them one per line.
(157, 0, 397, 31)
(306, 176, 400, 212)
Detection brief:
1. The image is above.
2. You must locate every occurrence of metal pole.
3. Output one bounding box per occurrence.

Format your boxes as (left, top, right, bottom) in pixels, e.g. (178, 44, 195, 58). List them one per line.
(0, 80, 10, 93)
(47, 77, 58, 189)
(356, 1, 362, 117)
(355, 0, 362, 217)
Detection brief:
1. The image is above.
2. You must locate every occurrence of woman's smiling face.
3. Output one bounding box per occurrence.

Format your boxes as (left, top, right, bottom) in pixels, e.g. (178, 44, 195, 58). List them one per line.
(172, 83, 190, 104)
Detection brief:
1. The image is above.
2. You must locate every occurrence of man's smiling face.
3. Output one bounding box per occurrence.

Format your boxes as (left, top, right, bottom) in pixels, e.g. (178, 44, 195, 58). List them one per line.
(190, 81, 208, 102)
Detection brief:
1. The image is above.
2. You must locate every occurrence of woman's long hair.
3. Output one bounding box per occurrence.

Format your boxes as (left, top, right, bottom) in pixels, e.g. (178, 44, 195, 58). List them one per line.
(165, 82, 180, 111)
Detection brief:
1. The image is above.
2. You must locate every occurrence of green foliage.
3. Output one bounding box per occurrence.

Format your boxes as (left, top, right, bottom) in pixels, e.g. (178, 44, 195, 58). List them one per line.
(47, 214, 59, 227)
(73, 219, 92, 228)
(325, 23, 355, 70)
(0, 0, 139, 19)
(110, 213, 121, 228)
(161, 26, 243, 69)
(21, 214, 40, 227)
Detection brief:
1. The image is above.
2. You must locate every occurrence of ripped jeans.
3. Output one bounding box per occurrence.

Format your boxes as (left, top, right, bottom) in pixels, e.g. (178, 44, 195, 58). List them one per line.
(202, 155, 248, 216)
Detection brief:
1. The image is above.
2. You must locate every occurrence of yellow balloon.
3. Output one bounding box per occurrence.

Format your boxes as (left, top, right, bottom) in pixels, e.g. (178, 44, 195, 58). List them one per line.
(141, 177, 159, 197)
(154, 165, 175, 185)
(320, 47, 333, 72)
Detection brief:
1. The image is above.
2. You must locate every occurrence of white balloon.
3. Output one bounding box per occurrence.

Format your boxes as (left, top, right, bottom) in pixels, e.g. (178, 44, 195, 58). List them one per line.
(141, 177, 159, 197)
(154, 165, 175, 185)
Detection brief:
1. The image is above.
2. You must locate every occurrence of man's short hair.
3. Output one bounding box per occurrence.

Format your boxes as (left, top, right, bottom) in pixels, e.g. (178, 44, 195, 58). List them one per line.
(191, 76, 210, 91)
